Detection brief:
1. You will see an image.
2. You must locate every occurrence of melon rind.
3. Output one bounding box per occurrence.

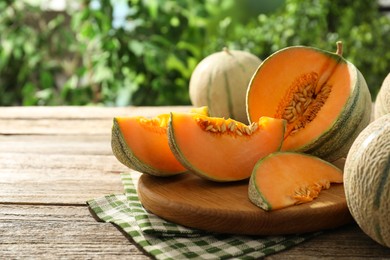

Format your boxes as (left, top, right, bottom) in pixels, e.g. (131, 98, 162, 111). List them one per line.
(248, 167, 272, 211)
(344, 114, 390, 248)
(375, 72, 390, 119)
(302, 63, 372, 161)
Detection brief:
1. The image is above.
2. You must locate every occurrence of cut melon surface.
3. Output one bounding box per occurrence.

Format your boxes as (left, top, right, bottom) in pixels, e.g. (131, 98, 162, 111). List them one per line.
(168, 113, 286, 182)
(248, 152, 343, 211)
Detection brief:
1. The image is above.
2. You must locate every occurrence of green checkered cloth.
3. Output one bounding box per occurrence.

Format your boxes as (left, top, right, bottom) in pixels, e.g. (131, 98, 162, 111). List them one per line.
(88, 173, 320, 259)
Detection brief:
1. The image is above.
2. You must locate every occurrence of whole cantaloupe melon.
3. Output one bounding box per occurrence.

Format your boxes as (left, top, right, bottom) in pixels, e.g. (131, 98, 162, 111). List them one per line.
(189, 48, 262, 124)
(344, 114, 390, 248)
(375, 72, 390, 119)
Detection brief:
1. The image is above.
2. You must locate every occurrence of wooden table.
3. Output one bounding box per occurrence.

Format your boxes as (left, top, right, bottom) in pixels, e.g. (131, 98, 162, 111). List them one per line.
(1, 106, 390, 259)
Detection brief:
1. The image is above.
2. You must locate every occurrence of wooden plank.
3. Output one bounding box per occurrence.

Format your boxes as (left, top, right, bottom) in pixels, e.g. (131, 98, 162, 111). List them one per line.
(0, 133, 128, 204)
(0, 204, 150, 259)
(0, 135, 112, 155)
(266, 224, 390, 259)
(0, 152, 131, 204)
(0, 106, 190, 119)
(0, 106, 190, 135)
(0, 171, 125, 205)
(0, 118, 113, 135)
(1, 204, 389, 259)
(0, 152, 126, 171)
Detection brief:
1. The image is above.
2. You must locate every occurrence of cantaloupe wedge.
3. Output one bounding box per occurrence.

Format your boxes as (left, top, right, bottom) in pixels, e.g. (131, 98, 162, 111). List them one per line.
(168, 113, 286, 182)
(111, 107, 209, 176)
(248, 152, 343, 211)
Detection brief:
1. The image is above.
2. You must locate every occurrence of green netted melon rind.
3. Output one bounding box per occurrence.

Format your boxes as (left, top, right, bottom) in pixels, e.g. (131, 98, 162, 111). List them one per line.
(375, 73, 390, 119)
(344, 114, 390, 248)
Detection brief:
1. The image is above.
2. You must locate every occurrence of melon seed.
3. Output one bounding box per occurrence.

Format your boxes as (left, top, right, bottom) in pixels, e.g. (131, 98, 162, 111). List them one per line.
(221, 123, 227, 133)
(298, 97, 306, 103)
(229, 122, 236, 132)
(250, 122, 259, 132)
(197, 117, 254, 136)
(296, 103, 302, 114)
(205, 125, 214, 131)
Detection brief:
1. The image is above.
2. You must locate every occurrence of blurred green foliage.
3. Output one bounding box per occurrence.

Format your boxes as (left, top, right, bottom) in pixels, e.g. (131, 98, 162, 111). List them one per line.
(0, 0, 389, 106)
(0, 2, 77, 105)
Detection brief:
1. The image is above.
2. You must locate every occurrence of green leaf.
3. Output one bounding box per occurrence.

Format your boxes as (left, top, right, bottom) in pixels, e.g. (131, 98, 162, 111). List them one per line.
(40, 71, 54, 89)
(128, 40, 144, 57)
(22, 82, 37, 106)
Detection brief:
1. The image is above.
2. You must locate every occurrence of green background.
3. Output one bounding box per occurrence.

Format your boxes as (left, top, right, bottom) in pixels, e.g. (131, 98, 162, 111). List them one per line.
(1, 0, 389, 106)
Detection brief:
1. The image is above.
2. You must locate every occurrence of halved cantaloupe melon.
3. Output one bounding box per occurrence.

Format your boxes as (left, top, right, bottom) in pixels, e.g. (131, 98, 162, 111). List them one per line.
(246, 42, 372, 162)
(111, 107, 209, 176)
(248, 152, 343, 211)
(168, 113, 286, 182)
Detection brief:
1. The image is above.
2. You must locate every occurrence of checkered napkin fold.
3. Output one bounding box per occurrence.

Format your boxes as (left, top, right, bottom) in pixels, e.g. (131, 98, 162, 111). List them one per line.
(87, 173, 320, 260)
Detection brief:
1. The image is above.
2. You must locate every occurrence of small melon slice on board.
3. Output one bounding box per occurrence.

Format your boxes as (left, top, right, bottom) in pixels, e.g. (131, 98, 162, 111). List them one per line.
(248, 152, 343, 211)
(168, 113, 286, 182)
(111, 107, 209, 176)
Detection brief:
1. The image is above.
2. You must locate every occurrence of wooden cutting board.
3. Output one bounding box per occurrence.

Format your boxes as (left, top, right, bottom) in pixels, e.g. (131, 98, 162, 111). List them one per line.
(138, 171, 353, 236)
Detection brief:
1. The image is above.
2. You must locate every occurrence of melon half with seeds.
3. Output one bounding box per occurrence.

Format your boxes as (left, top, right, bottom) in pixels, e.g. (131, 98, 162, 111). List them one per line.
(167, 113, 285, 182)
(246, 42, 372, 162)
(248, 152, 343, 211)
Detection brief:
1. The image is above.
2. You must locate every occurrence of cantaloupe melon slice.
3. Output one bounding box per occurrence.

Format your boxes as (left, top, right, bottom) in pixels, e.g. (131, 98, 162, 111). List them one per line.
(168, 113, 286, 182)
(248, 152, 343, 211)
(112, 114, 186, 176)
(111, 107, 209, 176)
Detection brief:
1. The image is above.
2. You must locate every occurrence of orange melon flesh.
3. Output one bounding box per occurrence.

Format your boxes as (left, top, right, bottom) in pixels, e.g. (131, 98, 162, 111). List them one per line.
(115, 114, 186, 174)
(248, 152, 343, 211)
(247, 47, 351, 151)
(168, 113, 285, 181)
